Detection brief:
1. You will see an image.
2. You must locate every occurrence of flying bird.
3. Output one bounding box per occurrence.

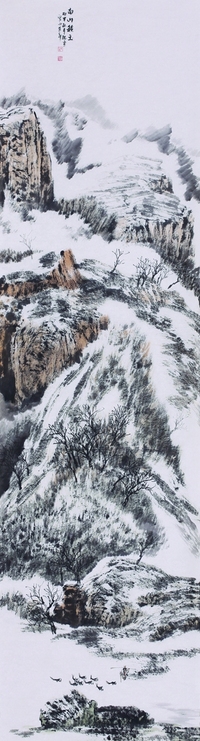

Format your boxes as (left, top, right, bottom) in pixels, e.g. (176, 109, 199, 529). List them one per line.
(96, 684, 104, 691)
(106, 680, 117, 685)
(50, 676, 62, 682)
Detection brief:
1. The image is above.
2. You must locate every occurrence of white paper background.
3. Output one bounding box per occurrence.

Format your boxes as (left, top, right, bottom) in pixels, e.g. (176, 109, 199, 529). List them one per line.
(0, 0, 200, 147)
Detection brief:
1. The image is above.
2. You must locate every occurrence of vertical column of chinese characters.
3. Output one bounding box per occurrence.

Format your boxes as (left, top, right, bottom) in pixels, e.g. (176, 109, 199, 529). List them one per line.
(57, 10, 74, 58)
(57, 15, 63, 60)
(57, 12, 69, 60)
(67, 8, 74, 41)
(62, 11, 67, 46)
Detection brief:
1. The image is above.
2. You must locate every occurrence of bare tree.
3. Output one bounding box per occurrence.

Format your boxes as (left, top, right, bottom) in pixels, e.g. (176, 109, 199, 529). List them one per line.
(110, 464, 153, 508)
(132, 257, 168, 289)
(0, 419, 31, 497)
(52, 404, 129, 480)
(13, 452, 29, 492)
(26, 583, 60, 633)
(20, 232, 35, 256)
(109, 248, 130, 275)
(52, 421, 80, 482)
(135, 530, 155, 566)
(53, 529, 85, 585)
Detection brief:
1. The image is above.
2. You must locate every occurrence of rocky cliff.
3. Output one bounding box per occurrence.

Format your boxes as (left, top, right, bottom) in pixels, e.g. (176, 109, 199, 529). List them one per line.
(0, 314, 16, 401)
(119, 209, 194, 262)
(0, 250, 108, 403)
(55, 196, 194, 266)
(11, 312, 108, 403)
(0, 108, 53, 208)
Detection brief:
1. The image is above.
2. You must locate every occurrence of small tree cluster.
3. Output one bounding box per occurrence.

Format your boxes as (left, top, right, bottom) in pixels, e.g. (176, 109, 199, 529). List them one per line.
(52, 404, 154, 517)
(52, 404, 128, 480)
(0, 246, 33, 263)
(110, 456, 153, 508)
(132, 257, 168, 289)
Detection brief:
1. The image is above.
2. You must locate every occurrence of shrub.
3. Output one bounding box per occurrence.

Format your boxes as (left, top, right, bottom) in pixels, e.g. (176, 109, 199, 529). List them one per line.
(0, 247, 33, 263)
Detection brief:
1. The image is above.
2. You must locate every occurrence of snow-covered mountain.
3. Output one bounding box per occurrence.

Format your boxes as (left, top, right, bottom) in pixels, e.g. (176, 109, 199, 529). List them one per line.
(0, 93, 199, 740)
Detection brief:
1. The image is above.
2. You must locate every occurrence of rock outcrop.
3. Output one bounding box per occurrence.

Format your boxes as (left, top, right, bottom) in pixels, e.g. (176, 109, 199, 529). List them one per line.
(150, 175, 173, 194)
(53, 557, 200, 634)
(49, 249, 81, 290)
(0, 108, 53, 208)
(0, 249, 81, 298)
(54, 585, 87, 627)
(0, 250, 108, 403)
(11, 313, 108, 403)
(123, 210, 194, 264)
(40, 691, 150, 733)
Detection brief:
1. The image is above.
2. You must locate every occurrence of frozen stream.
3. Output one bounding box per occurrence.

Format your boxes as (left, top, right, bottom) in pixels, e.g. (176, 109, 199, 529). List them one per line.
(0, 608, 200, 740)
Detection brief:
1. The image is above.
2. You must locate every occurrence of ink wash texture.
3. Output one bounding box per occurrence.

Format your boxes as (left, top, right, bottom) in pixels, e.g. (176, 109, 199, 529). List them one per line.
(0, 1, 199, 740)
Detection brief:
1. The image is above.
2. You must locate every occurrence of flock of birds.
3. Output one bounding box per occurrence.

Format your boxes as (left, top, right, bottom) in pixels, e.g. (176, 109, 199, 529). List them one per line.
(50, 673, 117, 691)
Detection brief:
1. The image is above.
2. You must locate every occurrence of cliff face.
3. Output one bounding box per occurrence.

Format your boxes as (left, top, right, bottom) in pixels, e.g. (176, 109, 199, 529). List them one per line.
(0, 109, 53, 208)
(11, 314, 108, 403)
(0, 315, 16, 400)
(56, 197, 194, 265)
(121, 210, 194, 263)
(0, 249, 108, 404)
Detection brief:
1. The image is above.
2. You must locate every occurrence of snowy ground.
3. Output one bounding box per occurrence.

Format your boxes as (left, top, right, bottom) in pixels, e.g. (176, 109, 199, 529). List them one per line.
(0, 606, 200, 740)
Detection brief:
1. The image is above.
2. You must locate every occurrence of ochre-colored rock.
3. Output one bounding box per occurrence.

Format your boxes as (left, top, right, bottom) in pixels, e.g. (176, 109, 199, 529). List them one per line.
(120, 212, 194, 263)
(0, 249, 81, 298)
(0, 109, 53, 208)
(53, 582, 139, 629)
(49, 249, 81, 290)
(54, 584, 87, 627)
(11, 314, 109, 403)
(0, 248, 109, 403)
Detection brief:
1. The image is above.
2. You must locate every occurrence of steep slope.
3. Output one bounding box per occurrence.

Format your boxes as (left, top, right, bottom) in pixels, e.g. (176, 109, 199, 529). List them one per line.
(0, 229, 199, 583)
